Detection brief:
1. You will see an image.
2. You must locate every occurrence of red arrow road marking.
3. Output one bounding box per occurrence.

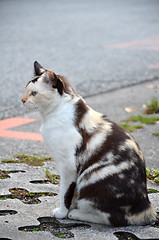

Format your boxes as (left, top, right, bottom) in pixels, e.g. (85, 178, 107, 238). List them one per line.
(0, 118, 43, 141)
(148, 62, 159, 69)
(104, 36, 159, 51)
(104, 36, 159, 70)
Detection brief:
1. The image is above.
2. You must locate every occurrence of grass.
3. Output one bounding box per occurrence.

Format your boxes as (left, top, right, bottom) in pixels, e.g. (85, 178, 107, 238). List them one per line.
(0, 169, 12, 179)
(153, 132, 159, 136)
(125, 115, 159, 124)
(32, 227, 40, 232)
(119, 123, 143, 132)
(1, 154, 52, 166)
(0, 169, 25, 179)
(21, 227, 40, 232)
(55, 233, 65, 238)
(144, 98, 159, 114)
(146, 168, 159, 183)
(0, 188, 57, 204)
(147, 189, 159, 194)
(44, 169, 60, 185)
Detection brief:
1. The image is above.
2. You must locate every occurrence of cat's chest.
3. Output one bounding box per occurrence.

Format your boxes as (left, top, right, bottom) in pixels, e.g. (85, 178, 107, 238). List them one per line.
(41, 117, 73, 142)
(40, 111, 81, 161)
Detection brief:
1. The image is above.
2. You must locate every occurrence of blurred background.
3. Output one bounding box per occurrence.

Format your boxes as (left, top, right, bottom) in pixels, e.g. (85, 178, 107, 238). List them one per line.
(0, 0, 159, 119)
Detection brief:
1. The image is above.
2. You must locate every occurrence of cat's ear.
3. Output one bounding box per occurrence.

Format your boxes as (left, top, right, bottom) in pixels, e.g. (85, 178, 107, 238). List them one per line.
(51, 73, 64, 96)
(34, 61, 45, 76)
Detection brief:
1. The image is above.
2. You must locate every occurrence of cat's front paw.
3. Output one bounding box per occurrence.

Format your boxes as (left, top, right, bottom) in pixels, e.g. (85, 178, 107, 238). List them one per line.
(52, 207, 68, 219)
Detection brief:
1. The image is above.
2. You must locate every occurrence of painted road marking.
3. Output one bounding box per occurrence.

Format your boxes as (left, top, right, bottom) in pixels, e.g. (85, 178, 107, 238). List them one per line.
(104, 36, 159, 69)
(104, 36, 159, 51)
(148, 62, 159, 69)
(0, 118, 43, 141)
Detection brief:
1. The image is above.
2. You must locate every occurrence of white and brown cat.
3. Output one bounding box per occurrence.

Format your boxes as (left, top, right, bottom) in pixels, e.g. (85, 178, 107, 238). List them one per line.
(22, 61, 156, 226)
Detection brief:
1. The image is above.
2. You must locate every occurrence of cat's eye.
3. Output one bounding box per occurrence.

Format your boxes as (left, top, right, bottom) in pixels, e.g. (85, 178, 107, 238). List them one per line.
(31, 91, 38, 96)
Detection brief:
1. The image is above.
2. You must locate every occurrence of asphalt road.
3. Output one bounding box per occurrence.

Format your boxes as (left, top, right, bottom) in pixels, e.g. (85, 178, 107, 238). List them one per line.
(0, 0, 159, 119)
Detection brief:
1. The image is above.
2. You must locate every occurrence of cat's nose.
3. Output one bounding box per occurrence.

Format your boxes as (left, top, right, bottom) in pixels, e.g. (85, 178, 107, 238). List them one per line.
(21, 98, 26, 104)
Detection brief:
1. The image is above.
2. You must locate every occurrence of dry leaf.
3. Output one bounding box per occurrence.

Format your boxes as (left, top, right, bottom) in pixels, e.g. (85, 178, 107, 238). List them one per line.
(125, 107, 138, 113)
(146, 85, 159, 89)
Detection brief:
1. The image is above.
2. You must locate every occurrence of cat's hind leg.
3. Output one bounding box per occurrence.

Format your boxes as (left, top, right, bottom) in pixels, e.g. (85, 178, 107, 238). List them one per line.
(68, 200, 110, 225)
(68, 209, 107, 224)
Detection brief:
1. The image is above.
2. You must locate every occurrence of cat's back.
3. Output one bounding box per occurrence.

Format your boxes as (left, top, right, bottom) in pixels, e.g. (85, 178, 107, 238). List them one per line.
(75, 106, 147, 197)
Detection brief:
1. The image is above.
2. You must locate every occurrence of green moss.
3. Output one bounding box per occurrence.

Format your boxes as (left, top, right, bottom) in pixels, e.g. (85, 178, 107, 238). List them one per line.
(147, 189, 159, 194)
(0, 196, 8, 200)
(1, 159, 15, 164)
(44, 169, 60, 185)
(56, 233, 65, 238)
(1, 154, 52, 166)
(0, 188, 57, 204)
(119, 123, 143, 132)
(144, 98, 159, 114)
(146, 168, 159, 183)
(125, 115, 159, 124)
(28, 193, 36, 197)
(0, 169, 10, 179)
(153, 132, 159, 136)
(0, 169, 25, 179)
(32, 227, 40, 232)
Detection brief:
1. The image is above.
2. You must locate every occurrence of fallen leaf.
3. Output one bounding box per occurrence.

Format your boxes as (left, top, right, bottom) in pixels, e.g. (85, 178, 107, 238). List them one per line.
(146, 85, 159, 89)
(125, 107, 138, 113)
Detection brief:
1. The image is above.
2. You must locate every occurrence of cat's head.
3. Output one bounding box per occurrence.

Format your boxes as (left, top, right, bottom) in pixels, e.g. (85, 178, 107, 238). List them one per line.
(22, 61, 77, 112)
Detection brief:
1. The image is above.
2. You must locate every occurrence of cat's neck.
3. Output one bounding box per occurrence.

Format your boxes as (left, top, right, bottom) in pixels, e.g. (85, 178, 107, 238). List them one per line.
(39, 95, 80, 123)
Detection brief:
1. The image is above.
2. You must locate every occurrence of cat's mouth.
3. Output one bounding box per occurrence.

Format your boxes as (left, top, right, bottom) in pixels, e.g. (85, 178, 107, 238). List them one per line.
(22, 101, 38, 111)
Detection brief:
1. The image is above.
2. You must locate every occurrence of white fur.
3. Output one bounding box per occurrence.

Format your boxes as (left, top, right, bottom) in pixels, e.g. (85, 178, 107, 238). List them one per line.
(40, 100, 82, 218)
(24, 78, 82, 218)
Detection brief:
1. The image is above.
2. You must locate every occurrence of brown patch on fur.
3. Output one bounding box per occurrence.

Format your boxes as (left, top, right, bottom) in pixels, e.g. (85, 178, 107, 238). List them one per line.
(109, 210, 128, 226)
(46, 70, 78, 97)
(74, 99, 92, 156)
(64, 182, 76, 209)
(77, 137, 107, 175)
(81, 162, 108, 182)
(74, 99, 89, 127)
(76, 129, 93, 156)
(78, 123, 131, 176)
(47, 70, 53, 78)
(26, 76, 41, 87)
(57, 74, 78, 97)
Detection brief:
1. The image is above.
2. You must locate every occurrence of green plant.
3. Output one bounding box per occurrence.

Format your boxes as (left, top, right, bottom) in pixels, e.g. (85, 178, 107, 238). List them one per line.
(125, 115, 159, 124)
(1, 154, 52, 166)
(152, 132, 159, 136)
(119, 123, 143, 132)
(147, 189, 159, 194)
(43, 169, 60, 184)
(144, 98, 159, 114)
(32, 227, 40, 232)
(146, 168, 159, 183)
(56, 233, 65, 238)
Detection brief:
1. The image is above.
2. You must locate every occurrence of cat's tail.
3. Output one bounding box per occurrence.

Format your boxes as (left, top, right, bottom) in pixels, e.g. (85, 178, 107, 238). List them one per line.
(127, 201, 157, 225)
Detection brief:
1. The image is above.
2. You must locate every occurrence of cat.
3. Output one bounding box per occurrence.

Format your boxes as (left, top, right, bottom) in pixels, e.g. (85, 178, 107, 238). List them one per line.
(22, 61, 156, 226)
